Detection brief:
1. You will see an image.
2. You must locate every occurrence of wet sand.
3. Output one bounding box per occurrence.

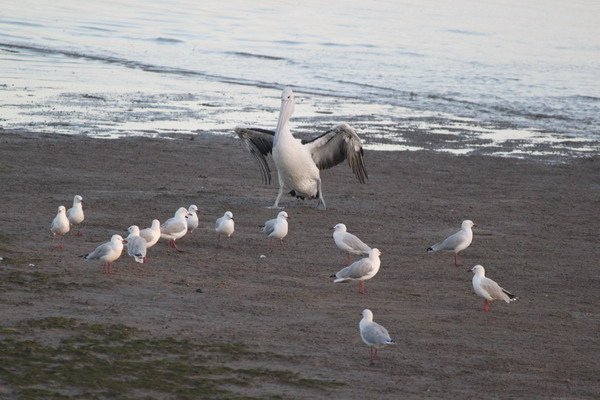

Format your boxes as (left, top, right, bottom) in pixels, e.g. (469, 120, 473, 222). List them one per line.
(0, 129, 599, 399)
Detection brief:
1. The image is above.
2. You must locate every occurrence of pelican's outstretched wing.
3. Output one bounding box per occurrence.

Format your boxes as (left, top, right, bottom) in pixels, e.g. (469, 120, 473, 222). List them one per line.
(235, 127, 275, 185)
(302, 123, 368, 184)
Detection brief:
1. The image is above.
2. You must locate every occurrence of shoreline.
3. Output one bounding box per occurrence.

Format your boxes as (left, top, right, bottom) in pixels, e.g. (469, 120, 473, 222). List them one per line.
(0, 129, 598, 398)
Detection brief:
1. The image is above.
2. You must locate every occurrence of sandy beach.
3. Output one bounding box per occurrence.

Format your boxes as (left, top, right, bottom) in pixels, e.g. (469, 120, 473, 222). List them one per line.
(0, 129, 599, 399)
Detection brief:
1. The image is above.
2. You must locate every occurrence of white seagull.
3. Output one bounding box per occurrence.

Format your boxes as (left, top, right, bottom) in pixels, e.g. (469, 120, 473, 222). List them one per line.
(236, 87, 368, 210)
(186, 204, 199, 233)
(427, 220, 475, 267)
(160, 207, 190, 252)
(470, 265, 517, 312)
(330, 248, 381, 295)
(139, 219, 161, 249)
(261, 211, 289, 247)
(332, 223, 371, 265)
(50, 205, 70, 249)
(81, 234, 126, 274)
(359, 309, 395, 365)
(215, 211, 235, 251)
(66, 195, 84, 235)
(125, 225, 147, 264)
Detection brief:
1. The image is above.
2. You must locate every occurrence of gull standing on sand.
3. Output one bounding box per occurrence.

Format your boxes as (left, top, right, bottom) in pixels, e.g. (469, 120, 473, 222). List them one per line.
(261, 211, 289, 247)
(186, 205, 199, 233)
(160, 207, 190, 252)
(331, 248, 381, 295)
(332, 223, 371, 265)
(81, 234, 126, 274)
(139, 219, 161, 248)
(470, 265, 517, 312)
(66, 195, 84, 236)
(359, 309, 395, 365)
(215, 211, 234, 250)
(125, 225, 147, 264)
(427, 220, 475, 267)
(50, 205, 70, 249)
(236, 87, 368, 210)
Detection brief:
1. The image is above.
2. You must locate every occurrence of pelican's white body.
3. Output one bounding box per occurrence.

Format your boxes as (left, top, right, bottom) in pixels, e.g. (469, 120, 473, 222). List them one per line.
(273, 133, 320, 199)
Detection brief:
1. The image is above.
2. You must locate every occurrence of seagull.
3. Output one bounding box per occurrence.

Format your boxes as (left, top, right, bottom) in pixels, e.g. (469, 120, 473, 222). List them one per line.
(50, 205, 70, 249)
(160, 207, 190, 252)
(66, 195, 84, 236)
(186, 204, 199, 233)
(81, 234, 126, 274)
(139, 219, 161, 249)
(332, 223, 371, 265)
(236, 87, 368, 210)
(427, 220, 474, 267)
(470, 265, 517, 312)
(330, 248, 381, 295)
(359, 309, 395, 365)
(261, 211, 289, 247)
(215, 211, 234, 251)
(125, 225, 147, 264)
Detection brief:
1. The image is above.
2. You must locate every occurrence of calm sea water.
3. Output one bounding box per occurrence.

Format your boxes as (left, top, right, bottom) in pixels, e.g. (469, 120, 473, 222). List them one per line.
(1, 0, 599, 157)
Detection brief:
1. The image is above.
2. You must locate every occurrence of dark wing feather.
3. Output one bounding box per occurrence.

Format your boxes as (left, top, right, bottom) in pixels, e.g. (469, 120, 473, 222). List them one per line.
(235, 127, 275, 185)
(302, 123, 368, 183)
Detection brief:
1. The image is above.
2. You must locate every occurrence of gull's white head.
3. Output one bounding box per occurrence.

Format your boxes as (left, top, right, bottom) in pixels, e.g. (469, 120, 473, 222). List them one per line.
(127, 225, 140, 236)
(151, 219, 160, 228)
(333, 223, 347, 232)
(188, 204, 198, 214)
(74, 195, 83, 203)
(175, 207, 188, 217)
(57, 205, 66, 214)
(370, 248, 382, 258)
(111, 234, 126, 244)
(277, 211, 289, 219)
(361, 309, 374, 321)
(462, 220, 475, 229)
(224, 211, 234, 220)
(470, 265, 485, 276)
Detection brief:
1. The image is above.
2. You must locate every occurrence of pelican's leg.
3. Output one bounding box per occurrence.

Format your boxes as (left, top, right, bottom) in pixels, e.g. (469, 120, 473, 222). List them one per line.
(316, 179, 326, 210)
(269, 184, 285, 209)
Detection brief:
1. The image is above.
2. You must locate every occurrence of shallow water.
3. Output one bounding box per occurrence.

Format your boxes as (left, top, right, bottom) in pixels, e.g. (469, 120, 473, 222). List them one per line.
(1, 0, 599, 158)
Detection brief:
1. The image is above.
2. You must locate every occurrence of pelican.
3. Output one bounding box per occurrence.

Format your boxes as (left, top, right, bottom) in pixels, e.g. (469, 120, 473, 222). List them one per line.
(236, 87, 368, 210)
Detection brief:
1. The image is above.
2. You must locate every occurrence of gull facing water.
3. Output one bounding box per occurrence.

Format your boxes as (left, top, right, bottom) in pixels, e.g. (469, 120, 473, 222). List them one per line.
(330, 248, 381, 295)
(427, 220, 474, 267)
(215, 211, 235, 251)
(470, 265, 517, 312)
(186, 204, 199, 233)
(236, 87, 368, 210)
(359, 309, 395, 365)
(126, 225, 147, 264)
(66, 195, 84, 235)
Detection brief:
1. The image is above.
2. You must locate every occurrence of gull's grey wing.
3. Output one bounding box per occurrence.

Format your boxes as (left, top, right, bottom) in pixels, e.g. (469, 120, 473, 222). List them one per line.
(161, 218, 186, 235)
(262, 218, 277, 236)
(342, 232, 371, 253)
(335, 258, 373, 280)
(86, 242, 111, 260)
(362, 322, 392, 345)
(302, 123, 368, 184)
(235, 127, 275, 185)
(481, 278, 513, 303)
(431, 230, 465, 252)
(127, 236, 147, 258)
